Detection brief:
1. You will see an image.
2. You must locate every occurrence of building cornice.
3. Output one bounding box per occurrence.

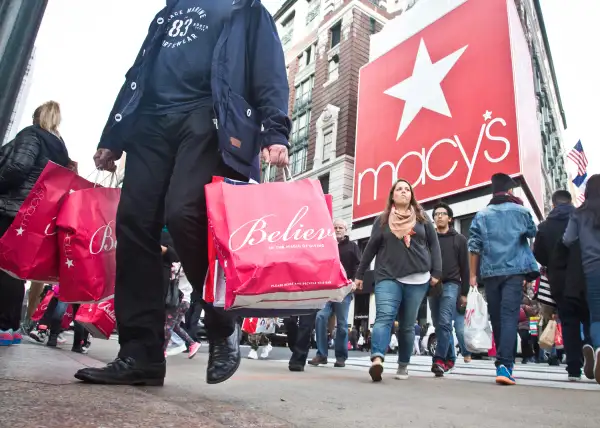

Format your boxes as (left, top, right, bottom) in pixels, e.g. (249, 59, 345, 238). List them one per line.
(533, 0, 567, 130)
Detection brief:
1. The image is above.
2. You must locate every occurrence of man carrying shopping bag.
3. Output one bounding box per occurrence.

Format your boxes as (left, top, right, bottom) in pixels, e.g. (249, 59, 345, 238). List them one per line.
(76, 1, 291, 387)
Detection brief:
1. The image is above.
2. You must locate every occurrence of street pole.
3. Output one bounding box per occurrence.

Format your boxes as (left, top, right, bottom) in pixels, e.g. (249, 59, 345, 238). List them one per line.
(0, 0, 48, 143)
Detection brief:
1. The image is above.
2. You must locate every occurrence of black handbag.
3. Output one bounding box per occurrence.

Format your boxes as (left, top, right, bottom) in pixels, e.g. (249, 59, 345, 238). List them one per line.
(165, 265, 182, 309)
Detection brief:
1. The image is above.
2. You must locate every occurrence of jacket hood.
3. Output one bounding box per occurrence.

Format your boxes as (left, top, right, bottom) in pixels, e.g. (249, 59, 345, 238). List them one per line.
(548, 203, 575, 221)
(437, 227, 458, 238)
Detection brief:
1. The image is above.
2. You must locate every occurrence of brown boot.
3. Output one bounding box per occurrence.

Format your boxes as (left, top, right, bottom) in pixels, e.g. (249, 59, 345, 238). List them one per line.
(308, 355, 328, 366)
(334, 359, 346, 368)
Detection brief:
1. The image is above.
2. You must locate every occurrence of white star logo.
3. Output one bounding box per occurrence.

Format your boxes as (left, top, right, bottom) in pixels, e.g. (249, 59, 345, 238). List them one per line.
(483, 110, 492, 121)
(384, 38, 468, 140)
(16, 227, 24, 236)
(69, 189, 76, 194)
(65, 259, 74, 268)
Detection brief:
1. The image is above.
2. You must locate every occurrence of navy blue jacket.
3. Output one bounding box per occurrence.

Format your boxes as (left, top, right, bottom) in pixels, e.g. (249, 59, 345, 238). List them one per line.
(98, 0, 291, 181)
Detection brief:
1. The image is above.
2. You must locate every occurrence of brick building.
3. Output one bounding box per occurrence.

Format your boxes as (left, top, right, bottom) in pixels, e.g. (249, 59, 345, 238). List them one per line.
(271, 0, 397, 226)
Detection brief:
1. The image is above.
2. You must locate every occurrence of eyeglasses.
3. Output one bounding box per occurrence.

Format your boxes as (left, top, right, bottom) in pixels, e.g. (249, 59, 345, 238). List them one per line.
(434, 212, 449, 217)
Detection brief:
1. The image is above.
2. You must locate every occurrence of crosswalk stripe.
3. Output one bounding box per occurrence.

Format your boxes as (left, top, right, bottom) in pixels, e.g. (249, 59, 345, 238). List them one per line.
(269, 355, 600, 391)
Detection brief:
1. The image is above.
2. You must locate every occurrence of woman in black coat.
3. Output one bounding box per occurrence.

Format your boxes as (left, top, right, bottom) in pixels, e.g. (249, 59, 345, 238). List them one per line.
(0, 101, 76, 345)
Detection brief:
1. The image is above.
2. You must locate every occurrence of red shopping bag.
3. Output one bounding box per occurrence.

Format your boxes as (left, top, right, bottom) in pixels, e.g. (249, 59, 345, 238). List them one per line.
(0, 162, 94, 282)
(61, 305, 74, 330)
(205, 178, 351, 310)
(56, 187, 120, 303)
(554, 323, 564, 350)
(242, 318, 258, 334)
(30, 290, 73, 329)
(488, 336, 497, 357)
(31, 291, 55, 322)
(75, 299, 116, 339)
(204, 177, 335, 306)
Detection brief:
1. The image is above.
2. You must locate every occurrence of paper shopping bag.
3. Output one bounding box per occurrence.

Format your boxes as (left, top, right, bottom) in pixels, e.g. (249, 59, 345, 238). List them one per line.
(0, 162, 94, 281)
(205, 178, 351, 310)
(56, 187, 120, 303)
(539, 319, 557, 350)
(75, 299, 116, 339)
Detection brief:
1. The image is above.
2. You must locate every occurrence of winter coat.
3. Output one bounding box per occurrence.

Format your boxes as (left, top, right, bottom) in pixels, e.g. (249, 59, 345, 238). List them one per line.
(0, 125, 71, 217)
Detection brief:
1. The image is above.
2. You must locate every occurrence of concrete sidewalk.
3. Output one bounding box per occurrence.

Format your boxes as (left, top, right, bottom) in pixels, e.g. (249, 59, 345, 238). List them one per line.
(0, 343, 290, 428)
(2, 340, 599, 428)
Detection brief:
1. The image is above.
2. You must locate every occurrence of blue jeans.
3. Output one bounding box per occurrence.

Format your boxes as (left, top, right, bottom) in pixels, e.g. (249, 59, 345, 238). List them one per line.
(453, 311, 470, 357)
(371, 279, 430, 364)
(315, 293, 352, 360)
(484, 275, 525, 368)
(585, 268, 600, 348)
(429, 282, 459, 363)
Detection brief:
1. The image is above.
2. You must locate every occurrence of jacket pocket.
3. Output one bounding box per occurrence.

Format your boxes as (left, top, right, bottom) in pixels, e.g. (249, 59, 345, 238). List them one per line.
(219, 90, 260, 166)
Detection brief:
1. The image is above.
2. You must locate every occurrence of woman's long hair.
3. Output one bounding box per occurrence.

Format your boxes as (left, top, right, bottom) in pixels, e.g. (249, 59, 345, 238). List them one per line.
(380, 178, 427, 225)
(32, 101, 61, 137)
(577, 174, 600, 228)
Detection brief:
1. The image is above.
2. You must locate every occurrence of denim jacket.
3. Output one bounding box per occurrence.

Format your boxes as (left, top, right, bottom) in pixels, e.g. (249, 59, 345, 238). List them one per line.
(468, 203, 539, 279)
(98, 0, 290, 182)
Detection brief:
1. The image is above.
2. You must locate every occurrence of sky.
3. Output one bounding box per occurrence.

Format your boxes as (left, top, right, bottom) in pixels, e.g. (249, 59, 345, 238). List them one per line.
(13, 0, 598, 180)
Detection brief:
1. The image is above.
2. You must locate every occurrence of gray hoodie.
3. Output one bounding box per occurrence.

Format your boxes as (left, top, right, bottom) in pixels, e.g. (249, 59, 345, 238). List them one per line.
(563, 209, 600, 273)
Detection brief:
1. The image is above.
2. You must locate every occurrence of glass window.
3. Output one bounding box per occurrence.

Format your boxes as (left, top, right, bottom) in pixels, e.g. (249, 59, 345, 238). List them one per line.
(322, 131, 333, 161)
(330, 22, 341, 48)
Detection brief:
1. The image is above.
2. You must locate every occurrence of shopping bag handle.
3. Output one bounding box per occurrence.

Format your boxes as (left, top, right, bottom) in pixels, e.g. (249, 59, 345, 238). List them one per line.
(87, 170, 118, 188)
(265, 163, 293, 183)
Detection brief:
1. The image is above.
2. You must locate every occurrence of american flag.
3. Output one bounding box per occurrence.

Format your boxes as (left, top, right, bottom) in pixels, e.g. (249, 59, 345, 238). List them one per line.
(567, 141, 588, 206)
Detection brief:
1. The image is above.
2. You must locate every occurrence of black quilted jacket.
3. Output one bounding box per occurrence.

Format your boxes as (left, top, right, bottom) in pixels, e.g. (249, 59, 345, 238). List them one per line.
(0, 125, 71, 218)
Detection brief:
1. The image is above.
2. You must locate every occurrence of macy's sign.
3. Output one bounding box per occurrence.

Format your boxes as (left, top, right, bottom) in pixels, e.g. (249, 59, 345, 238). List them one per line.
(356, 115, 511, 208)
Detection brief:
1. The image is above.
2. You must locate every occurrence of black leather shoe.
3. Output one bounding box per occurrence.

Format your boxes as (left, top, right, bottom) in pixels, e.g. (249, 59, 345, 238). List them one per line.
(206, 323, 241, 384)
(74, 357, 165, 386)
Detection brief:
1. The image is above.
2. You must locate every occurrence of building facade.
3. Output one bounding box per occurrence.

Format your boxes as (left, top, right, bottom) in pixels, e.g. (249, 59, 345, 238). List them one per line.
(2, 47, 36, 145)
(273, 0, 569, 332)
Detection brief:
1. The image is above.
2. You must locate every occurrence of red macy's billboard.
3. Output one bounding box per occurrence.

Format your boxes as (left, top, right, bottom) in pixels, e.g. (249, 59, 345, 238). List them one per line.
(353, 0, 543, 221)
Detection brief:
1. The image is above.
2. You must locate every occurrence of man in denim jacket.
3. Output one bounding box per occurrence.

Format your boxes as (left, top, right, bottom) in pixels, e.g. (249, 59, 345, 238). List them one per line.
(76, 0, 291, 387)
(468, 173, 539, 386)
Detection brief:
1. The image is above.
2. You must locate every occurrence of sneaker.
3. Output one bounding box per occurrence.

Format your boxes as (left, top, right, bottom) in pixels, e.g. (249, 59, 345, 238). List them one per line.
(463, 355, 472, 363)
(28, 328, 47, 343)
(12, 330, 22, 345)
(166, 343, 186, 357)
(247, 349, 258, 360)
(568, 375, 581, 382)
(444, 360, 455, 373)
(260, 343, 272, 359)
(0, 330, 13, 346)
(57, 334, 67, 345)
(188, 342, 201, 359)
(394, 365, 409, 380)
(495, 365, 516, 385)
(595, 348, 600, 385)
(431, 360, 445, 377)
(582, 344, 594, 380)
(369, 359, 384, 382)
(71, 346, 88, 354)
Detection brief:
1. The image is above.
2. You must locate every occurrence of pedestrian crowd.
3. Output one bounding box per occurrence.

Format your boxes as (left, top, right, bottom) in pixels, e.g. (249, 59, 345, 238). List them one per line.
(0, 1, 599, 396)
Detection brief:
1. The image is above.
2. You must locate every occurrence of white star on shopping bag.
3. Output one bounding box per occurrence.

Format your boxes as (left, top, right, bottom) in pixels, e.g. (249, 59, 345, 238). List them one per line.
(384, 38, 468, 140)
(483, 110, 493, 121)
(69, 189, 75, 194)
(16, 227, 24, 236)
(65, 259, 74, 268)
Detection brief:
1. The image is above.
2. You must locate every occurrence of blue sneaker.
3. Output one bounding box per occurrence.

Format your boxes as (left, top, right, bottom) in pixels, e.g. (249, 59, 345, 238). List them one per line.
(12, 329, 23, 345)
(496, 364, 516, 385)
(0, 329, 13, 346)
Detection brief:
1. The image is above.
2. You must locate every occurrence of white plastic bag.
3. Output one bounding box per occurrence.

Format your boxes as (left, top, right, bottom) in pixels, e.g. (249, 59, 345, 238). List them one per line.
(358, 335, 365, 346)
(389, 334, 398, 350)
(255, 318, 277, 334)
(464, 287, 493, 353)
